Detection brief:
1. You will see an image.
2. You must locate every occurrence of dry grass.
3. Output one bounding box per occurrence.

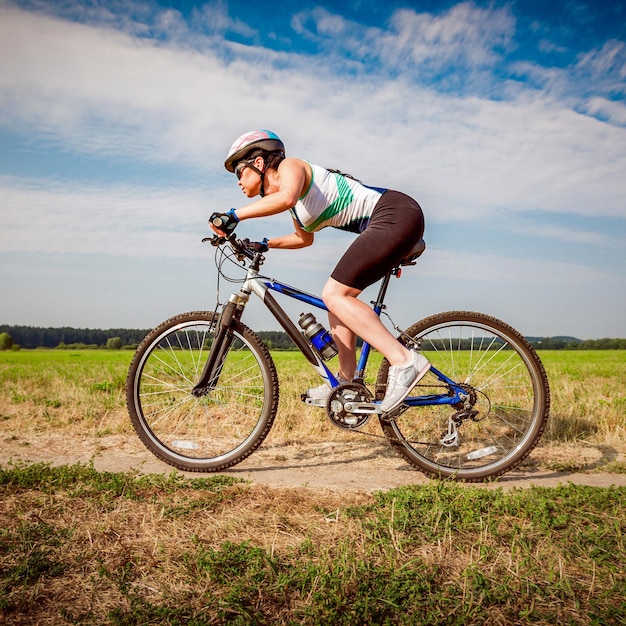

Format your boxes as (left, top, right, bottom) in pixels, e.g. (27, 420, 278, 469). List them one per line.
(1, 349, 625, 623)
(0, 468, 371, 623)
(0, 349, 625, 472)
(536, 351, 626, 472)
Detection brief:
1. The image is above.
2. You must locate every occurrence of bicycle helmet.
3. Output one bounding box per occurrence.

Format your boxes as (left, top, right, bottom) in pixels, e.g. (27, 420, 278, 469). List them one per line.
(224, 129, 285, 172)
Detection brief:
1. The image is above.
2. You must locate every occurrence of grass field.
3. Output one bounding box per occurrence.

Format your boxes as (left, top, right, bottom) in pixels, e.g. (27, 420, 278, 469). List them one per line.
(0, 349, 624, 470)
(1, 462, 624, 624)
(0, 349, 625, 624)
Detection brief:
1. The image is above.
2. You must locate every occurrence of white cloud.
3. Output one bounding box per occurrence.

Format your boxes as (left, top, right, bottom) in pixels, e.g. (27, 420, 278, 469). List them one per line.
(512, 39, 626, 115)
(421, 246, 624, 288)
(0, 0, 625, 266)
(583, 96, 626, 126)
(0, 174, 351, 273)
(291, 2, 516, 93)
(190, 0, 257, 38)
(513, 224, 614, 246)
(381, 3, 515, 69)
(1, 1, 623, 227)
(0, 175, 209, 258)
(576, 40, 626, 90)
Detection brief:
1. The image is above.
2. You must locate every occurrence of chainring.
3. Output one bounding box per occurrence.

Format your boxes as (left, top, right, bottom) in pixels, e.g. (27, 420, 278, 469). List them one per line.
(326, 382, 374, 430)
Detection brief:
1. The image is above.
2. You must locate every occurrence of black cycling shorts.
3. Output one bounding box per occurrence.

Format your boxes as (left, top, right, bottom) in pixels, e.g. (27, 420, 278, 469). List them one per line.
(331, 190, 424, 291)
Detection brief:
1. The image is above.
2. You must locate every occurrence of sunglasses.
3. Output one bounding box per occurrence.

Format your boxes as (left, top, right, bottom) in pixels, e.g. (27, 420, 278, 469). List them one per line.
(235, 159, 254, 180)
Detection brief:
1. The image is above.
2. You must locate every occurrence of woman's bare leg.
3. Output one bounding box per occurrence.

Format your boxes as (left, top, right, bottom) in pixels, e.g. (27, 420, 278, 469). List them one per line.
(327, 311, 357, 380)
(322, 278, 413, 368)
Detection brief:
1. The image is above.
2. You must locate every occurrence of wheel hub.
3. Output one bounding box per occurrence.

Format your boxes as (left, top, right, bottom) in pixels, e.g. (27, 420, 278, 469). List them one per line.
(452, 383, 478, 410)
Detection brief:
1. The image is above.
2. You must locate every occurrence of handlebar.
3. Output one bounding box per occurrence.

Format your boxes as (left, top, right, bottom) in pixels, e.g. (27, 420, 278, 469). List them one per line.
(202, 233, 260, 264)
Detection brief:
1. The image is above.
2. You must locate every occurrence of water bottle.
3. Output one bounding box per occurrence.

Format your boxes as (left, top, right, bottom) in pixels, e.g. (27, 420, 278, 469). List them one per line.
(298, 313, 338, 361)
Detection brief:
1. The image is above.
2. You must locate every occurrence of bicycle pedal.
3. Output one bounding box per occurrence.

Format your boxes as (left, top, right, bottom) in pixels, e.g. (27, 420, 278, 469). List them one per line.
(301, 394, 327, 408)
(380, 404, 409, 423)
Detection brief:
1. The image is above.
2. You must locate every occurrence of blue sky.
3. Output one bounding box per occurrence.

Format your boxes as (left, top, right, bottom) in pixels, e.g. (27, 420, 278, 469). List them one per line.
(0, 0, 624, 339)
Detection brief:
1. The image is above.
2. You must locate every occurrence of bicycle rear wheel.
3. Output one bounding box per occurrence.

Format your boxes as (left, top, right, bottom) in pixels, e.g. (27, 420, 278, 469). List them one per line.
(126, 311, 279, 472)
(376, 311, 550, 481)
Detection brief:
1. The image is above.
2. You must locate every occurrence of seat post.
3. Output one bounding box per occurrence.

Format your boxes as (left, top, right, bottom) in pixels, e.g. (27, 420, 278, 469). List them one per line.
(371, 271, 393, 311)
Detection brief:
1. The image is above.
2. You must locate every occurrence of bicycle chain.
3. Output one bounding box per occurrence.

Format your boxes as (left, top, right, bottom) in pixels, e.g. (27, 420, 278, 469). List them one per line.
(331, 382, 448, 446)
(334, 379, 484, 447)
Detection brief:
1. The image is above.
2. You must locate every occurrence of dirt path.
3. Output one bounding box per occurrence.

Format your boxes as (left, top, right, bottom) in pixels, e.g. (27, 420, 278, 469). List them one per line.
(2, 432, 625, 491)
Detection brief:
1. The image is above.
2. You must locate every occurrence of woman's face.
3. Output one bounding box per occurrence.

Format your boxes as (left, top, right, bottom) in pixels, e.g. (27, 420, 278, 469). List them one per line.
(237, 157, 263, 197)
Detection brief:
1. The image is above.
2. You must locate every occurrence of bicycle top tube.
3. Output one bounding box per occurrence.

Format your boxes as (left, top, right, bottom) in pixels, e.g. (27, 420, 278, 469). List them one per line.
(263, 280, 327, 311)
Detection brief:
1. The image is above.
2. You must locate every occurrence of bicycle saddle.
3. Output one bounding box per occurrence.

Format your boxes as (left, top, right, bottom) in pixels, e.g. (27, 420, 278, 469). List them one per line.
(400, 238, 426, 266)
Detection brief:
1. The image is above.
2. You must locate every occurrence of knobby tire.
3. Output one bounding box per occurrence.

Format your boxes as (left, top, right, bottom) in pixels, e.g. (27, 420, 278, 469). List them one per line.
(376, 311, 550, 482)
(126, 311, 279, 472)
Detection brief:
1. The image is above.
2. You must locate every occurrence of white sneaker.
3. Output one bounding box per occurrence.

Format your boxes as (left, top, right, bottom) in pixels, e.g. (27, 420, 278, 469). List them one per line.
(380, 351, 430, 413)
(306, 382, 333, 400)
(306, 376, 348, 400)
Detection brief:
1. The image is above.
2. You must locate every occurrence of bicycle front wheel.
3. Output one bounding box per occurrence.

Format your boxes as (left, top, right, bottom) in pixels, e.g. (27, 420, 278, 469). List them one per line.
(376, 311, 550, 482)
(126, 311, 279, 472)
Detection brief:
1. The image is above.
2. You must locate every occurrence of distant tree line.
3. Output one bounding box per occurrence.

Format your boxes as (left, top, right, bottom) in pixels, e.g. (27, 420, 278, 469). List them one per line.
(255, 331, 296, 350)
(0, 325, 624, 350)
(526, 337, 626, 350)
(0, 325, 298, 351)
(0, 325, 150, 350)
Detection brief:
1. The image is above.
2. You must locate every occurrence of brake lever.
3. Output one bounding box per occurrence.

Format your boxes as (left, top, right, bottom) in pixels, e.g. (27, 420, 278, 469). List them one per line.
(201, 233, 252, 262)
(202, 234, 226, 246)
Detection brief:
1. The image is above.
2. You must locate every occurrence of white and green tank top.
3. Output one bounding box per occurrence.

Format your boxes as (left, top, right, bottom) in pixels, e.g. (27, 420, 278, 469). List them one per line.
(290, 162, 386, 233)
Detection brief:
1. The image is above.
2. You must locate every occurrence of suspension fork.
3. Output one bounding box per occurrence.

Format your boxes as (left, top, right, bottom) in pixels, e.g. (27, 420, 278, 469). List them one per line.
(191, 297, 242, 397)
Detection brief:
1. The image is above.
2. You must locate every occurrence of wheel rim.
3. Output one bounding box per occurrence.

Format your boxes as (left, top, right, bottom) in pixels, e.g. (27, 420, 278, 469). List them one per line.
(132, 320, 271, 467)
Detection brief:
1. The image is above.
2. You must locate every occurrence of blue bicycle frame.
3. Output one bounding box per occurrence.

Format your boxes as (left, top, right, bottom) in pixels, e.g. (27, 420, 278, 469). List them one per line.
(256, 273, 468, 409)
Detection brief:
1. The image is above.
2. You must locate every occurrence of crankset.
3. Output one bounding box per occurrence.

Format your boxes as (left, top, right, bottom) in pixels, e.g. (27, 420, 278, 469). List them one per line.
(326, 382, 378, 430)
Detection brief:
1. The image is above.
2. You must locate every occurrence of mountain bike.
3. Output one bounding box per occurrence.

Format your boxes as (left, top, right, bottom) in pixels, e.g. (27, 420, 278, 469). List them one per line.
(126, 234, 550, 482)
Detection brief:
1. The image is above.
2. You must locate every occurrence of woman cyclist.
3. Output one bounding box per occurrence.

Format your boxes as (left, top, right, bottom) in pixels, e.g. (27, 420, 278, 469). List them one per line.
(210, 129, 430, 413)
